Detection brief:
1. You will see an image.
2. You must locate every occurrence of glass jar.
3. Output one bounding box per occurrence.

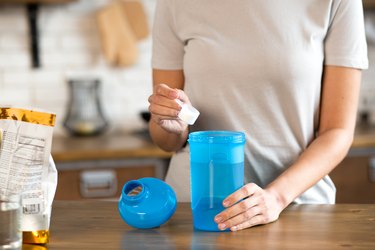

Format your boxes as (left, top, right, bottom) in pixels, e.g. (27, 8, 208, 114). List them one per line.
(189, 131, 245, 231)
(63, 78, 108, 136)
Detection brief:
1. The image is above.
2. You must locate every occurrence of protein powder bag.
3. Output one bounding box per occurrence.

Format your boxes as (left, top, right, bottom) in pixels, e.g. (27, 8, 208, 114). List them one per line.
(0, 107, 57, 244)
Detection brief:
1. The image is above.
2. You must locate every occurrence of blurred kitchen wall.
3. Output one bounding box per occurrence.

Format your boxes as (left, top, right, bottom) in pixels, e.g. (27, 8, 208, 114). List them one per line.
(0, 0, 156, 135)
(0, 1, 374, 136)
(362, 11, 375, 124)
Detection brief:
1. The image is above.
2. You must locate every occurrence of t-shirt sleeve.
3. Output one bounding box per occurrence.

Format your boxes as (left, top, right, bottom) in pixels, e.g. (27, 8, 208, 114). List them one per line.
(152, 0, 184, 70)
(324, 0, 368, 69)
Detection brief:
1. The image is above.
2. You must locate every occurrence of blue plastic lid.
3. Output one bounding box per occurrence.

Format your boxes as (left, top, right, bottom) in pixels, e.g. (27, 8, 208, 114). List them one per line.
(188, 131, 245, 144)
(118, 177, 177, 229)
(121, 180, 147, 205)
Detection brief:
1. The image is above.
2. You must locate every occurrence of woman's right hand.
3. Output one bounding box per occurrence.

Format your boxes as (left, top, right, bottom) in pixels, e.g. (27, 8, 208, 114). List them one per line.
(148, 83, 191, 135)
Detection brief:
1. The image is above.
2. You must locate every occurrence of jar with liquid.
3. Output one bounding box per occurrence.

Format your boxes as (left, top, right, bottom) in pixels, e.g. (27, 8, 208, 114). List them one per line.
(189, 131, 245, 231)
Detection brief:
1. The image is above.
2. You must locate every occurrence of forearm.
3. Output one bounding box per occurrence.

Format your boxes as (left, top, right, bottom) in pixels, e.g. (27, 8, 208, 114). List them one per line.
(267, 66, 361, 208)
(266, 128, 353, 208)
(149, 119, 189, 152)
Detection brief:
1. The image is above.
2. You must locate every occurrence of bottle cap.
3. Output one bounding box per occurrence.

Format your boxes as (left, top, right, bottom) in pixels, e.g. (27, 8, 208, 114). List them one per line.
(175, 99, 200, 125)
(118, 177, 177, 229)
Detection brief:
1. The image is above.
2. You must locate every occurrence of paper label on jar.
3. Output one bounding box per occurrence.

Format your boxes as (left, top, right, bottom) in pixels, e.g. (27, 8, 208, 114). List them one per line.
(0, 107, 57, 231)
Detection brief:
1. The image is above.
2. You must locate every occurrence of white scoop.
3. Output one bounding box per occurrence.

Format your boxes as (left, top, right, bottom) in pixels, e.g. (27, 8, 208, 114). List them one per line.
(175, 99, 200, 125)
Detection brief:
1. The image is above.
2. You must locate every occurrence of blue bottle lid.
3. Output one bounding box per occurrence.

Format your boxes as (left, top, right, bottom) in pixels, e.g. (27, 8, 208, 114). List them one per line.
(118, 178, 177, 229)
(121, 180, 148, 205)
(189, 131, 245, 144)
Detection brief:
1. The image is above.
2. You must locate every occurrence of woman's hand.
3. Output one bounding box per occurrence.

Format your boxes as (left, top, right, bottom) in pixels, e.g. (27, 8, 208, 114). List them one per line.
(148, 83, 191, 135)
(214, 183, 284, 231)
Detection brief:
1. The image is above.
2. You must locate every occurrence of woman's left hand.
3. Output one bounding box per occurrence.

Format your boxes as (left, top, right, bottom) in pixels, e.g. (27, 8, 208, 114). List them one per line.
(214, 183, 284, 231)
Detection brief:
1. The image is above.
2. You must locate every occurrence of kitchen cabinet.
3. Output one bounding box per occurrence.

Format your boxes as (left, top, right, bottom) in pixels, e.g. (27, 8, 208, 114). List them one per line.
(330, 148, 375, 203)
(51, 125, 375, 202)
(364, 0, 375, 9)
(51, 132, 172, 200)
(329, 125, 375, 204)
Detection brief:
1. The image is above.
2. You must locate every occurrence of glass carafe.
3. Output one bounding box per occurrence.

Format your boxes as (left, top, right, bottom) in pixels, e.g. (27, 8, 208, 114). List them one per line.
(63, 78, 108, 136)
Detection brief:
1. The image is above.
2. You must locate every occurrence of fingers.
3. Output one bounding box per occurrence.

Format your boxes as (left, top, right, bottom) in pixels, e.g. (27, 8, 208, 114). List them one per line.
(218, 206, 263, 231)
(175, 88, 191, 105)
(154, 83, 179, 99)
(153, 83, 191, 105)
(149, 84, 183, 120)
(214, 184, 281, 231)
(230, 215, 265, 231)
(149, 83, 185, 110)
(148, 94, 181, 112)
(148, 104, 180, 125)
(148, 83, 193, 134)
(214, 184, 261, 231)
(214, 195, 259, 223)
(222, 183, 260, 208)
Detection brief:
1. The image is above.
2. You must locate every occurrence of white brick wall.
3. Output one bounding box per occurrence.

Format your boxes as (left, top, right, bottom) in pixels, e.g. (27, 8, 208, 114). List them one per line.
(0, 0, 155, 136)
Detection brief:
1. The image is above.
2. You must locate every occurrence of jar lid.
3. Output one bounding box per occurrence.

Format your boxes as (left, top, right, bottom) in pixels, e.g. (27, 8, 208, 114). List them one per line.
(188, 131, 246, 144)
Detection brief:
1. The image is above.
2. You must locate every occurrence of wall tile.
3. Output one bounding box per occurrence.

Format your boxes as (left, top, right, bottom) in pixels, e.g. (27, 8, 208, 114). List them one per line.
(40, 36, 61, 53)
(0, 88, 32, 107)
(61, 35, 100, 51)
(0, 34, 28, 51)
(0, 53, 30, 69)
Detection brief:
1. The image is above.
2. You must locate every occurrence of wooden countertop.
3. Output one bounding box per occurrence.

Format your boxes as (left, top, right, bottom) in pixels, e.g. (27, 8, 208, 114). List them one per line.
(22, 201, 375, 250)
(51, 131, 172, 162)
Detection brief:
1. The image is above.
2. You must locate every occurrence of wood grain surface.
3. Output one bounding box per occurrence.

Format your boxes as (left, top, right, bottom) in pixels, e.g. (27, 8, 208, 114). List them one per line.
(22, 201, 375, 250)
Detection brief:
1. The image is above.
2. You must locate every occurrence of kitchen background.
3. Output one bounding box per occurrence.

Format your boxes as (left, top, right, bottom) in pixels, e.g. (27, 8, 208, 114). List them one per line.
(0, 0, 374, 203)
(0, 0, 157, 135)
(0, 0, 374, 135)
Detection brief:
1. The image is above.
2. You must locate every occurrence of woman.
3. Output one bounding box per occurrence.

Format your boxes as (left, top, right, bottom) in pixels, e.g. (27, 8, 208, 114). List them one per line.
(148, 0, 368, 231)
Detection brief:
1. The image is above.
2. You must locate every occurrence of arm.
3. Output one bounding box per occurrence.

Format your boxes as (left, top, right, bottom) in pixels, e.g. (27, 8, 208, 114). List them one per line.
(266, 65, 361, 206)
(148, 69, 189, 152)
(214, 66, 362, 231)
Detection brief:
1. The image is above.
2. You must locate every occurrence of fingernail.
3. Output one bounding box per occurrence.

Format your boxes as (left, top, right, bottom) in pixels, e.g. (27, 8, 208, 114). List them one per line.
(171, 89, 179, 98)
(214, 216, 222, 223)
(231, 226, 238, 232)
(223, 200, 229, 207)
(219, 223, 226, 230)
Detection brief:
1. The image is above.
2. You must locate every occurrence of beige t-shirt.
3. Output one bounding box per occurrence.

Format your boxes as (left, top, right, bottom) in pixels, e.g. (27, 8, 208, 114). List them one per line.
(152, 0, 368, 203)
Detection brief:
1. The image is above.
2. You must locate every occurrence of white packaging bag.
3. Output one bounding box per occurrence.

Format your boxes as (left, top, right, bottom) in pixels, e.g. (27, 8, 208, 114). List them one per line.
(0, 107, 57, 244)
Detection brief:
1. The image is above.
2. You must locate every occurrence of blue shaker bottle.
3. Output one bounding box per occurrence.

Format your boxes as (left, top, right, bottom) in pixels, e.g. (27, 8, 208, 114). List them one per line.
(189, 131, 245, 231)
(118, 177, 177, 229)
